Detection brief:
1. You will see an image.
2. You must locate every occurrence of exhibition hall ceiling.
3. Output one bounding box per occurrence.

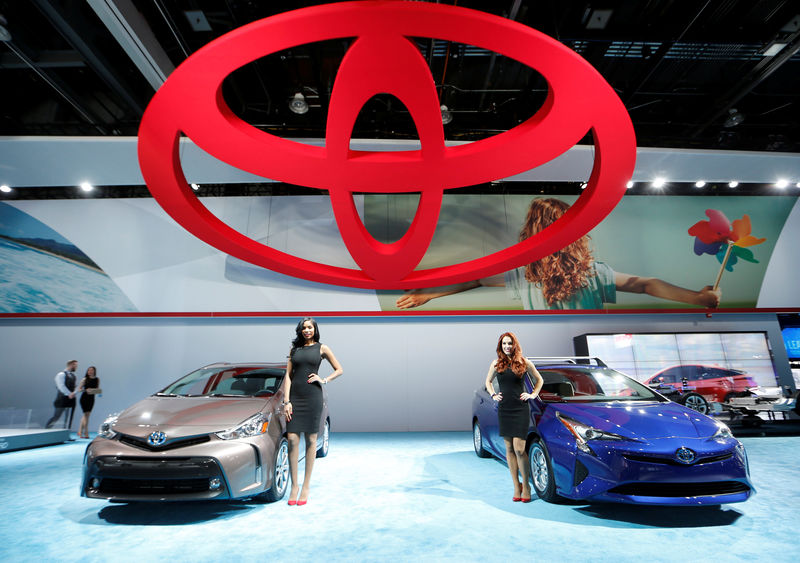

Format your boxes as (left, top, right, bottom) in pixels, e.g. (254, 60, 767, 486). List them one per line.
(1, 0, 798, 154)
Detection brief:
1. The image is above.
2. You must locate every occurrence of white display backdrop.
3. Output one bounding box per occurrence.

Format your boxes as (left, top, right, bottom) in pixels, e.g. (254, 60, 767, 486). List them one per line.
(0, 313, 791, 432)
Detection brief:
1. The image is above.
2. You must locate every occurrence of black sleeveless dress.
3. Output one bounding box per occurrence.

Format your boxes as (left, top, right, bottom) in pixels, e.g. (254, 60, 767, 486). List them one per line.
(287, 342, 323, 434)
(80, 376, 99, 413)
(496, 367, 529, 437)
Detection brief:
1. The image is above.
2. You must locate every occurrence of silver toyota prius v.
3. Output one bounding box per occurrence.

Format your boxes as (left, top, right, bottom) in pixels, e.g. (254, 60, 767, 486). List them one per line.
(81, 362, 330, 502)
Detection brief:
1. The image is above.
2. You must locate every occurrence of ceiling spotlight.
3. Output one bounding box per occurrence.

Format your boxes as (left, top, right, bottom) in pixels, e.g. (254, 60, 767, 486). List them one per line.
(191, 183, 200, 191)
(79, 182, 93, 192)
(0, 184, 11, 193)
(651, 178, 666, 189)
(440, 104, 453, 125)
(579, 182, 587, 190)
(728, 181, 739, 188)
(694, 181, 706, 188)
(775, 179, 789, 189)
(289, 92, 308, 115)
(626, 181, 634, 189)
(724, 108, 744, 127)
(796, 182, 800, 188)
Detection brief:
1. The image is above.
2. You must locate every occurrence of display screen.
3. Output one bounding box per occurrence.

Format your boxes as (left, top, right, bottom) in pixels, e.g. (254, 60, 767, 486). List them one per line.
(574, 332, 779, 401)
(783, 327, 800, 360)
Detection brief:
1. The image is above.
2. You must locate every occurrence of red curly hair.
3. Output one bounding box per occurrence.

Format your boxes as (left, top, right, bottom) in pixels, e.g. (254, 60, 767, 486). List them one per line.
(495, 332, 526, 377)
(519, 198, 594, 305)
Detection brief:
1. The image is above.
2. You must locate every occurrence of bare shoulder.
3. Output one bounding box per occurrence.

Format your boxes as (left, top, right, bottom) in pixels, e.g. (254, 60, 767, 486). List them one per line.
(320, 343, 332, 356)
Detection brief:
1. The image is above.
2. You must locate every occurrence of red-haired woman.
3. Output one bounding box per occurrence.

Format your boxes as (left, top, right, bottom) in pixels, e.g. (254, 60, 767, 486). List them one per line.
(396, 197, 721, 310)
(485, 332, 543, 502)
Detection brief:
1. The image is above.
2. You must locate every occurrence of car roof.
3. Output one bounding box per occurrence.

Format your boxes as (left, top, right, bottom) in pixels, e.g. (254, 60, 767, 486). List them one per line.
(199, 362, 286, 370)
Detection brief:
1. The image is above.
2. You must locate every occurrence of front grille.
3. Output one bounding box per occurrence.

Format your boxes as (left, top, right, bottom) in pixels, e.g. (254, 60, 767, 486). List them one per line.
(118, 434, 211, 452)
(99, 478, 209, 494)
(608, 481, 750, 497)
(623, 452, 733, 466)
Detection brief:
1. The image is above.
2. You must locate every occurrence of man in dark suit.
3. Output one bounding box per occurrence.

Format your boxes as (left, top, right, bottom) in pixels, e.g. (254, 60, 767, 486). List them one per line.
(45, 360, 78, 429)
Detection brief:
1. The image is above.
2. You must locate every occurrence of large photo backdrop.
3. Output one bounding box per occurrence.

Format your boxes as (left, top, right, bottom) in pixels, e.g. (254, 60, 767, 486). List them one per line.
(1, 193, 798, 314)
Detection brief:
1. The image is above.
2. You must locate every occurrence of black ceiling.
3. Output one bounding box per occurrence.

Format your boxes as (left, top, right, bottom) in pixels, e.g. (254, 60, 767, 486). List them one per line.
(1, 0, 799, 153)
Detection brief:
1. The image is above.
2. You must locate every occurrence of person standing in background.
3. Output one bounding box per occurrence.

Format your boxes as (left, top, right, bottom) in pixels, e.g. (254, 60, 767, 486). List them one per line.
(77, 366, 101, 438)
(45, 360, 78, 429)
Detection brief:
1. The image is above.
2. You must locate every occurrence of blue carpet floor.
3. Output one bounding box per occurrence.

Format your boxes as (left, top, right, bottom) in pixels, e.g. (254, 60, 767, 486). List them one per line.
(1, 432, 798, 562)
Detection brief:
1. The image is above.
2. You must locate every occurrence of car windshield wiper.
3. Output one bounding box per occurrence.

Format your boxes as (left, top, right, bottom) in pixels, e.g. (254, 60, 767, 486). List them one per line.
(208, 393, 243, 397)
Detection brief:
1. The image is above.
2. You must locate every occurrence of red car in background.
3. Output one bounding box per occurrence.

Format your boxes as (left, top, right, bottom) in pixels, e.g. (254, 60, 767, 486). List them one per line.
(645, 365, 758, 403)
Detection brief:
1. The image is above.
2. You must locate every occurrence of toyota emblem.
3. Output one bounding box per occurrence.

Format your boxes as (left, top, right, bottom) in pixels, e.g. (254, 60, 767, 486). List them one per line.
(675, 447, 696, 465)
(139, 1, 636, 288)
(147, 431, 167, 447)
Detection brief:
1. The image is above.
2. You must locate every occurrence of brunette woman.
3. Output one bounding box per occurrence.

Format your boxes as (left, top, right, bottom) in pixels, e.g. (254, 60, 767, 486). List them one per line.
(281, 317, 343, 505)
(77, 366, 101, 439)
(485, 332, 543, 502)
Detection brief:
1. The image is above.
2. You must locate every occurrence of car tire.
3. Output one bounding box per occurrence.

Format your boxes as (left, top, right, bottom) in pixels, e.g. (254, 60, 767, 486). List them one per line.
(529, 438, 558, 503)
(473, 419, 491, 458)
(678, 392, 709, 414)
(316, 418, 330, 458)
(261, 437, 289, 502)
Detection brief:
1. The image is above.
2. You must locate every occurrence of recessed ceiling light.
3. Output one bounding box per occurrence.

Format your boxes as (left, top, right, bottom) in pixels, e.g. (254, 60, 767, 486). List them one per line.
(0, 185, 11, 193)
(80, 182, 93, 192)
(191, 183, 200, 191)
(796, 182, 800, 188)
(775, 179, 789, 189)
(695, 181, 706, 188)
(652, 178, 666, 189)
(728, 181, 739, 188)
(579, 182, 587, 190)
(626, 181, 634, 189)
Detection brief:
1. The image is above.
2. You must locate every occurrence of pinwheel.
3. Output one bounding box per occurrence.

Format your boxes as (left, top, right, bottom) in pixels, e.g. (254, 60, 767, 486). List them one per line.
(688, 209, 766, 290)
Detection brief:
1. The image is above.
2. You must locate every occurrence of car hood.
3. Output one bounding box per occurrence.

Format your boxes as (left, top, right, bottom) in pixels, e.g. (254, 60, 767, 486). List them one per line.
(113, 396, 269, 436)
(550, 401, 719, 440)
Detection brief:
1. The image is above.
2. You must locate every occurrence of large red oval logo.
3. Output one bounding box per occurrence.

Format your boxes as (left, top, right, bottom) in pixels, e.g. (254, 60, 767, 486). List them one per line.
(138, 1, 636, 289)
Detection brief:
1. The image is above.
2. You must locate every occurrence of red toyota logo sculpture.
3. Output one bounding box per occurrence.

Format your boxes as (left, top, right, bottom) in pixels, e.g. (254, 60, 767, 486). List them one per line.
(138, 1, 636, 289)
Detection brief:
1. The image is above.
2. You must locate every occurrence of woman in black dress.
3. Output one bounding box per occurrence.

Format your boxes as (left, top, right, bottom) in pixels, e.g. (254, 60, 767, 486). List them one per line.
(77, 366, 100, 439)
(485, 332, 543, 502)
(281, 317, 343, 505)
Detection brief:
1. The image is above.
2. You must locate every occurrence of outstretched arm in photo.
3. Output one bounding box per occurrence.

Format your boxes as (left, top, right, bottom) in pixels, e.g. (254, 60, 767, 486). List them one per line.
(395, 275, 504, 309)
(614, 272, 721, 308)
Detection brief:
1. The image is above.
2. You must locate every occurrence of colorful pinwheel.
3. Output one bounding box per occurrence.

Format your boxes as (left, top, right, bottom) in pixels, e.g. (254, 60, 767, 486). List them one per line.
(688, 209, 766, 289)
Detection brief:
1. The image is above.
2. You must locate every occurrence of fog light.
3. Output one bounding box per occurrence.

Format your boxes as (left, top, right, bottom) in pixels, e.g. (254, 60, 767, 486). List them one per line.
(91, 478, 100, 488)
(209, 478, 221, 490)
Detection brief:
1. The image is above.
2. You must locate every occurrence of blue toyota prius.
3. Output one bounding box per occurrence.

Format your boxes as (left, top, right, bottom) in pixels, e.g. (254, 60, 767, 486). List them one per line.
(472, 358, 754, 505)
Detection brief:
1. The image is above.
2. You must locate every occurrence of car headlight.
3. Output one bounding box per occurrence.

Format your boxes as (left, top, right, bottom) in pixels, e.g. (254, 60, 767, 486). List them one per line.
(98, 413, 119, 439)
(711, 422, 734, 440)
(556, 412, 626, 453)
(215, 413, 270, 440)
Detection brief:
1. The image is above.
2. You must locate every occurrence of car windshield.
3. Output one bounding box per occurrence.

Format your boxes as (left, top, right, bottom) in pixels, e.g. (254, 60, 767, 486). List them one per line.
(536, 367, 666, 403)
(158, 366, 284, 397)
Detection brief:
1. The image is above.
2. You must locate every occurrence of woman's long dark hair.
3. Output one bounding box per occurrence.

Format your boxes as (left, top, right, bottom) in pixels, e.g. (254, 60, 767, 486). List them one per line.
(291, 317, 320, 354)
